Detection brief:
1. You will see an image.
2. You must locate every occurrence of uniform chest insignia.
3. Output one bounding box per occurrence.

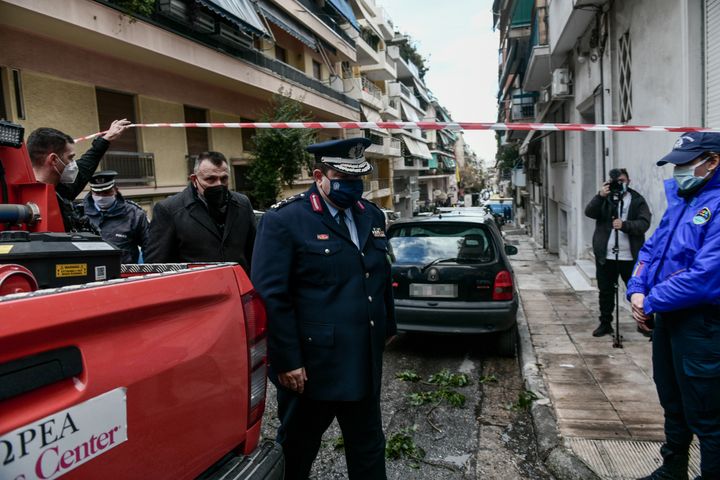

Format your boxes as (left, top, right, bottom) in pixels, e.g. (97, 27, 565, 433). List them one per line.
(356, 200, 365, 211)
(310, 193, 323, 213)
(372, 227, 385, 238)
(693, 207, 711, 225)
(317, 234, 329, 240)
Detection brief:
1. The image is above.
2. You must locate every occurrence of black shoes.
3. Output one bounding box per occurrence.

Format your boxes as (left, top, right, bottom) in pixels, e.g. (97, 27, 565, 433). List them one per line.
(593, 322, 614, 337)
(637, 445, 689, 480)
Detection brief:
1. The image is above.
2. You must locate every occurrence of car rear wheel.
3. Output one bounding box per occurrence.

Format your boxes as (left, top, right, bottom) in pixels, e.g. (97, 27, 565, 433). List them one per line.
(495, 325, 518, 357)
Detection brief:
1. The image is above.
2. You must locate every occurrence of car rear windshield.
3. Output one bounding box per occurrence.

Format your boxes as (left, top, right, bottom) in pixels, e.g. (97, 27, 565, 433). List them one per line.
(388, 222, 496, 265)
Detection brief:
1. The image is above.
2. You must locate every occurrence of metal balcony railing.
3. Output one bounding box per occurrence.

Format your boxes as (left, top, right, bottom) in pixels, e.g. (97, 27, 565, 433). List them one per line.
(363, 177, 391, 191)
(99, 151, 156, 187)
(101, 0, 359, 109)
(361, 76, 383, 100)
(363, 130, 385, 146)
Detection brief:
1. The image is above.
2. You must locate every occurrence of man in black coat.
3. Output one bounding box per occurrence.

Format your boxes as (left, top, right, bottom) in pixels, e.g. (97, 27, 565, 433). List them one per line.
(584, 168, 651, 337)
(251, 138, 396, 480)
(144, 151, 255, 272)
(27, 119, 131, 232)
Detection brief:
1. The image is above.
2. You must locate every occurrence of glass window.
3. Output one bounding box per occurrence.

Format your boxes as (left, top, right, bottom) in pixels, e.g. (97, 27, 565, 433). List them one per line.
(275, 45, 288, 64)
(96, 88, 138, 152)
(312, 60, 322, 80)
(388, 223, 495, 265)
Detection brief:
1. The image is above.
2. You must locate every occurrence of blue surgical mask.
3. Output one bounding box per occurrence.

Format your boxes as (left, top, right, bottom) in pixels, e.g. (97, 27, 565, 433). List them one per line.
(326, 177, 364, 209)
(673, 157, 710, 192)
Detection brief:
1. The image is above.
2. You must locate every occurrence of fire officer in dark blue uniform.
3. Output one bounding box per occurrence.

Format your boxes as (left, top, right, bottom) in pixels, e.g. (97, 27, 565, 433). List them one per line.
(251, 138, 396, 480)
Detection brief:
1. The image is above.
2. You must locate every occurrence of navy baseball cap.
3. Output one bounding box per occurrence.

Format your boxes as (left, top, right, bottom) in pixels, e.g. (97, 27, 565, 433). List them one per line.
(657, 132, 720, 166)
(307, 138, 373, 176)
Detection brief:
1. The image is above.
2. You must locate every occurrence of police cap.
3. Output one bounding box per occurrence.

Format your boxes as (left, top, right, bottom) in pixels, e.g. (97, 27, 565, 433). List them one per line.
(89, 170, 118, 192)
(307, 138, 373, 176)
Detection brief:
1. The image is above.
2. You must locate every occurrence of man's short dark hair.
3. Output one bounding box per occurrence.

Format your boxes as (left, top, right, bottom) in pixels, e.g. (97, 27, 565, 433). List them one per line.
(27, 128, 74, 168)
(313, 162, 332, 175)
(194, 151, 228, 172)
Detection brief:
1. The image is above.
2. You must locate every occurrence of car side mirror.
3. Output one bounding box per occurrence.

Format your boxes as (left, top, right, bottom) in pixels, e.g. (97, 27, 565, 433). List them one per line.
(504, 245, 518, 256)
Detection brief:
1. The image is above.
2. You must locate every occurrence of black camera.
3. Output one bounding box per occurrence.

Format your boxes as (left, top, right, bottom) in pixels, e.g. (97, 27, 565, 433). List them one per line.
(607, 168, 626, 199)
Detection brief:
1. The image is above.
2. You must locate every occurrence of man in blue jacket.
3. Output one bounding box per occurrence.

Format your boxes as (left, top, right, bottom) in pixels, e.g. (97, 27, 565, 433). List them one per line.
(628, 132, 720, 480)
(251, 138, 396, 480)
(83, 170, 149, 263)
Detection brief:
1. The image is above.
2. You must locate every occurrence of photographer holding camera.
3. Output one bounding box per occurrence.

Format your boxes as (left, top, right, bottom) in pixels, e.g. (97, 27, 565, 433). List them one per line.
(585, 168, 651, 337)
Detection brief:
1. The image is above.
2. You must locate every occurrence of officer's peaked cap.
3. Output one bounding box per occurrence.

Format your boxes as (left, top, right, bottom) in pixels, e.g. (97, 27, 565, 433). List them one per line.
(657, 132, 720, 166)
(90, 170, 118, 192)
(307, 138, 373, 176)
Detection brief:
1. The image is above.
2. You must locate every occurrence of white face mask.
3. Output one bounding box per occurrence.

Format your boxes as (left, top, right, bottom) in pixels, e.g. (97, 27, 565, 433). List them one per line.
(55, 157, 79, 184)
(92, 194, 116, 210)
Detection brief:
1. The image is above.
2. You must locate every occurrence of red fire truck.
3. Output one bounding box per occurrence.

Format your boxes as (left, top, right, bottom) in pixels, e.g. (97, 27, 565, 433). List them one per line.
(0, 120, 283, 479)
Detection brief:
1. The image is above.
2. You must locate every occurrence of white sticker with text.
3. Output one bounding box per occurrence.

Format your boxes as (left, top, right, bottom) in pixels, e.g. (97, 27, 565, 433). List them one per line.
(1, 387, 128, 480)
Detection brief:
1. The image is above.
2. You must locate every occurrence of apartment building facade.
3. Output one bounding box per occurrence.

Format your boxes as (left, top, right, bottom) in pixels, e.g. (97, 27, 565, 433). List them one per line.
(0, 0, 361, 212)
(0, 0, 469, 216)
(495, 0, 710, 264)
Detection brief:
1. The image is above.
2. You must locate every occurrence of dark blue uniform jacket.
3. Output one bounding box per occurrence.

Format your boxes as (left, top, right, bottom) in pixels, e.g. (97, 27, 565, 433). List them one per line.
(83, 192, 149, 264)
(251, 185, 396, 401)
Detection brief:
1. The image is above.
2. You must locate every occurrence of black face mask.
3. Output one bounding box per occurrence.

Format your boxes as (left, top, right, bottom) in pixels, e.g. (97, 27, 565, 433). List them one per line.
(202, 185, 229, 211)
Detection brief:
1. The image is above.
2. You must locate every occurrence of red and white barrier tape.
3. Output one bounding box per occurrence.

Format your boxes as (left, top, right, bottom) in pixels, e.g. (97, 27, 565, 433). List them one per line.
(74, 121, 720, 143)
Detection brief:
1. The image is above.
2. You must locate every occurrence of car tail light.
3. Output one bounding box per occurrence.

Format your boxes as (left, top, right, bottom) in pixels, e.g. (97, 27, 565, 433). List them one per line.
(242, 290, 268, 427)
(492, 270, 514, 301)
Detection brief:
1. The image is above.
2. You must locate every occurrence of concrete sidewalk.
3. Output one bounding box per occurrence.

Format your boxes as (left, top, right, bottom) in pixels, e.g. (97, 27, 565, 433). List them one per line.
(507, 232, 701, 479)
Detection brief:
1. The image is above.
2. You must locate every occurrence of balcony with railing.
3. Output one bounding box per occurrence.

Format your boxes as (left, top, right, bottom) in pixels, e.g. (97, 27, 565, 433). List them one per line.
(360, 76, 384, 110)
(98, 151, 155, 187)
(524, 5, 551, 92)
(104, 0, 359, 109)
(383, 96, 400, 119)
(362, 130, 403, 157)
(388, 82, 421, 111)
(360, 46, 397, 81)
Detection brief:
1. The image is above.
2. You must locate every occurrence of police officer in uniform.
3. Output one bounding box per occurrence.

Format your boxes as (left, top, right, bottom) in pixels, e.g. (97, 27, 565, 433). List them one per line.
(628, 132, 720, 480)
(82, 170, 149, 263)
(251, 138, 396, 480)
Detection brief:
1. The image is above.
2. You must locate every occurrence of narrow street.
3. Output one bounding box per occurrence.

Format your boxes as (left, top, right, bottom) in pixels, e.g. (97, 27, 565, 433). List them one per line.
(262, 333, 554, 479)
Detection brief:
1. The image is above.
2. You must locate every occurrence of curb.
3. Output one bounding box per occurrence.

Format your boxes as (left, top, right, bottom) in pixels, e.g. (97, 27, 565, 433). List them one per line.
(516, 299, 603, 480)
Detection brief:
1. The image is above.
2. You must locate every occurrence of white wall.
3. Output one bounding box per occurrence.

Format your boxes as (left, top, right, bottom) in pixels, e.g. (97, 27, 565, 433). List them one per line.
(608, 0, 703, 232)
(546, 0, 703, 264)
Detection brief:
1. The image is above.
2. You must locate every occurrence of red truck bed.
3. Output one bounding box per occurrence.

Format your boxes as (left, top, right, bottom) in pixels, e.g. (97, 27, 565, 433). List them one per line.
(0, 264, 283, 480)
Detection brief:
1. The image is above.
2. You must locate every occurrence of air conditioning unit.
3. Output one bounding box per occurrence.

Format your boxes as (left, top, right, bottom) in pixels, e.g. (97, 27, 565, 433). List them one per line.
(370, 180, 380, 191)
(551, 68, 571, 97)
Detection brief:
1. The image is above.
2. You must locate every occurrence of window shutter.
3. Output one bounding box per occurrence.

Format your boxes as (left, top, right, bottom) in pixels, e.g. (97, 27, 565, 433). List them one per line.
(706, 0, 720, 127)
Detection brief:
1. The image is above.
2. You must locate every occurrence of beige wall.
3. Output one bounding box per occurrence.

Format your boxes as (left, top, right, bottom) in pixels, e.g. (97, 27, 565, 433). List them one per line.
(138, 96, 188, 187)
(19, 72, 99, 156)
(209, 111, 244, 158)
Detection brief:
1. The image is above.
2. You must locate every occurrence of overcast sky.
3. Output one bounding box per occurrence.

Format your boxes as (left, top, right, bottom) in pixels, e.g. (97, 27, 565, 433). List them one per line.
(381, 0, 499, 166)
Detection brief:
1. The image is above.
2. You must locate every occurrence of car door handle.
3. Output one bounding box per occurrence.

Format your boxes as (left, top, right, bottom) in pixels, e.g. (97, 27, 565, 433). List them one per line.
(427, 302, 439, 306)
(0, 346, 83, 401)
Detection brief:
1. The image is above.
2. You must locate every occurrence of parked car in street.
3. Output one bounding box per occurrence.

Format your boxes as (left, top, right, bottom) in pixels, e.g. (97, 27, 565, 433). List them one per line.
(381, 209, 401, 227)
(387, 211, 519, 356)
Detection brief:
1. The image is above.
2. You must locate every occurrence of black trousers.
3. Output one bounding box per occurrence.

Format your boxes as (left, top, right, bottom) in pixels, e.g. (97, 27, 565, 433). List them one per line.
(595, 258, 634, 323)
(653, 310, 720, 477)
(276, 388, 387, 480)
